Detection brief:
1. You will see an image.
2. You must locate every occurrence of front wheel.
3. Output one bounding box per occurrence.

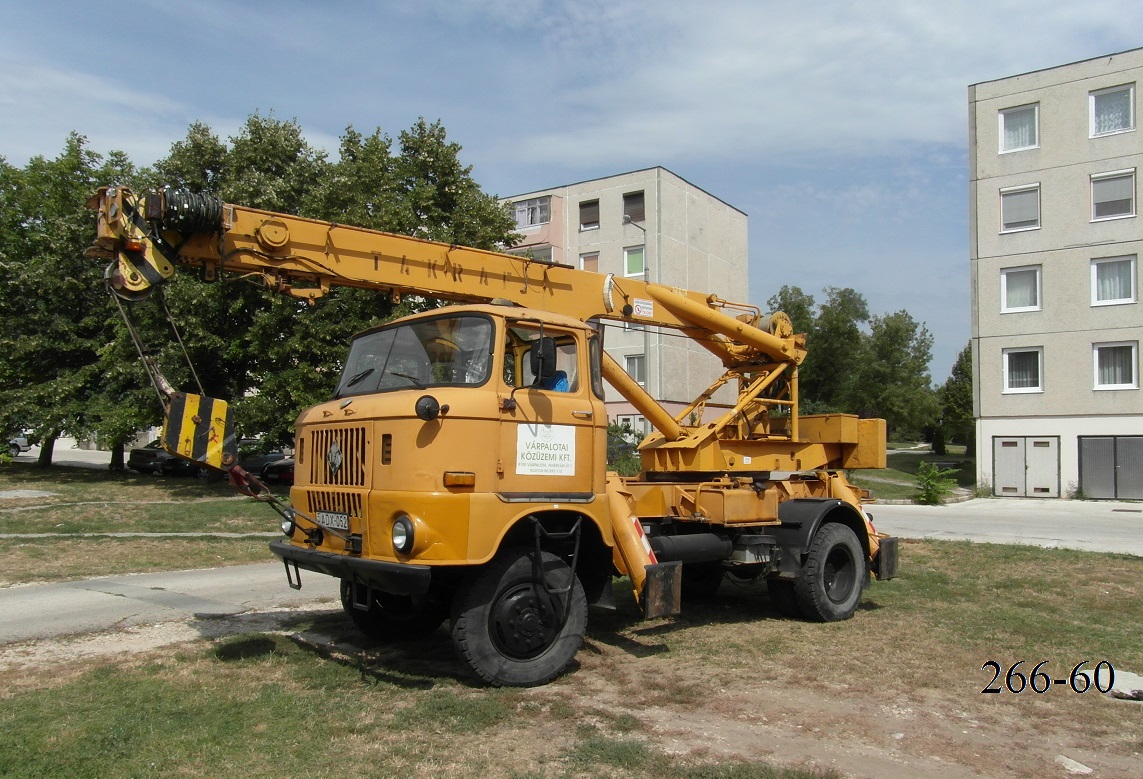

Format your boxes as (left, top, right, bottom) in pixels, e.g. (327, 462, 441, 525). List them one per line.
(8, 445, 19, 458)
(451, 548, 586, 687)
(793, 523, 866, 622)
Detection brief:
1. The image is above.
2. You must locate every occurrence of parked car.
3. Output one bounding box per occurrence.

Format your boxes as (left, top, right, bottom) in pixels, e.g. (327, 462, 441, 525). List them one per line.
(260, 457, 295, 486)
(128, 440, 170, 474)
(8, 436, 30, 457)
(239, 450, 286, 474)
(160, 453, 204, 477)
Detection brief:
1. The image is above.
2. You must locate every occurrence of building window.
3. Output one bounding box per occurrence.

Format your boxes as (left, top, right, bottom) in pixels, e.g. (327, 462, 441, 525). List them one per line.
(1091, 170, 1135, 220)
(1090, 84, 1134, 137)
(1094, 342, 1138, 390)
(580, 252, 599, 273)
(625, 354, 646, 386)
(614, 414, 648, 438)
(1001, 266, 1041, 312)
(1092, 255, 1136, 305)
(513, 196, 550, 229)
(1003, 347, 1043, 394)
(579, 200, 599, 230)
(624, 320, 645, 332)
(1000, 185, 1040, 232)
(999, 104, 1038, 152)
(624, 245, 645, 277)
(623, 191, 645, 223)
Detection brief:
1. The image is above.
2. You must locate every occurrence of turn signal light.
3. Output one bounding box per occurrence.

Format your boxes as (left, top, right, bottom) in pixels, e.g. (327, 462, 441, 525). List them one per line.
(443, 471, 476, 488)
(124, 239, 145, 253)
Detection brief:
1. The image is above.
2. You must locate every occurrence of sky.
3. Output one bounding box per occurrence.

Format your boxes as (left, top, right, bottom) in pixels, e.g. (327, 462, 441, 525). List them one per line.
(3, 0, 1142, 381)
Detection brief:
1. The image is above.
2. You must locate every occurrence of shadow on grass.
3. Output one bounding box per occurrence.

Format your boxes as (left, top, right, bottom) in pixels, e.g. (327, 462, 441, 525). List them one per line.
(1, 462, 240, 499)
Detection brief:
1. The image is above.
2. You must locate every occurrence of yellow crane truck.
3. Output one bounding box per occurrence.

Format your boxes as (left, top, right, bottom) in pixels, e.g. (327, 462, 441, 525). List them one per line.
(86, 186, 898, 687)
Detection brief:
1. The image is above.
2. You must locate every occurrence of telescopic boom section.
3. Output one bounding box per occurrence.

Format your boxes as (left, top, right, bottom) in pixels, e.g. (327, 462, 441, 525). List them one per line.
(85, 186, 884, 471)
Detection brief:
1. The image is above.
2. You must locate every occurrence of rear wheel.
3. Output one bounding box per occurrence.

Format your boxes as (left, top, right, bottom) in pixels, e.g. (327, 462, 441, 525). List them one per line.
(451, 548, 586, 687)
(339, 581, 448, 640)
(793, 523, 866, 622)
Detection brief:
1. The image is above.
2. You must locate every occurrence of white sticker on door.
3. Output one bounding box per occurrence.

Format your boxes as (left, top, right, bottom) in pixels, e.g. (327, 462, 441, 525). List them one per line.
(517, 423, 576, 476)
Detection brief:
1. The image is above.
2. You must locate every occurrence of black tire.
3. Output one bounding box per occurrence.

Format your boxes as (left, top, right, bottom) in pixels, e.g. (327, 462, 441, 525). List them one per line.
(767, 579, 804, 618)
(681, 562, 724, 599)
(339, 580, 448, 640)
(451, 548, 586, 687)
(9, 445, 20, 458)
(793, 523, 866, 622)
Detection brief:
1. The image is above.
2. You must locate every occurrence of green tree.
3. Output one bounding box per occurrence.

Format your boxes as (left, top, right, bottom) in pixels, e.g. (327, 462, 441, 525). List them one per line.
(0, 134, 140, 465)
(766, 285, 816, 337)
(799, 286, 869, 411)
(939, 342, 975, 452)
(851, 310, 938, 439)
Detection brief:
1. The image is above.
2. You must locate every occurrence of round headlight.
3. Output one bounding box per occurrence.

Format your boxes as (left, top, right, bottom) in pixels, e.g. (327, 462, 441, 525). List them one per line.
(392, 515, 415, 555)
(280, 516, 296, 537)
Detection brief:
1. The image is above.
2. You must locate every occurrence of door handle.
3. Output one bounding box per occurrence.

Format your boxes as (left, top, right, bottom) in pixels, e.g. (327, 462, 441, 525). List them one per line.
(572, 410, 594, 419)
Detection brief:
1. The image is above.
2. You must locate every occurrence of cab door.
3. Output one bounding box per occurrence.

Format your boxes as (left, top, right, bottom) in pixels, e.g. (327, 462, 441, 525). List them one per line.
(497, 324, 604, 499)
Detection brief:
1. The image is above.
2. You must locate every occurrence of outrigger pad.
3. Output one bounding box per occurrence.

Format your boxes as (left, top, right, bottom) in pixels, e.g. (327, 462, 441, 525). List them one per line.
(642, 561, 682, 619)
(161, 392, 238, 472)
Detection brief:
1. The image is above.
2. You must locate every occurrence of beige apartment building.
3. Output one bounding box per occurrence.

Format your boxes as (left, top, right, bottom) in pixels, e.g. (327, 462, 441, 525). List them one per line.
(505, 167, 749, 431)
(970, 49, 1143, 499)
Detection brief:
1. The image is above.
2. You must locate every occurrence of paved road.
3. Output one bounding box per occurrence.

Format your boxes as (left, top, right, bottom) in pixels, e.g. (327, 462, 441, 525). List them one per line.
(870, 498, 1143, 556)
(0, 563, 340, 645)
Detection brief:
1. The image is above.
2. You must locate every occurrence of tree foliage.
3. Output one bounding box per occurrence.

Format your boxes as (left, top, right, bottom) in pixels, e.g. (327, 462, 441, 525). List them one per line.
(0, 134, 144, 465)
(767, 285, 938, 439)
(938, 342, 974, 451)
(0, 115, 518, 457)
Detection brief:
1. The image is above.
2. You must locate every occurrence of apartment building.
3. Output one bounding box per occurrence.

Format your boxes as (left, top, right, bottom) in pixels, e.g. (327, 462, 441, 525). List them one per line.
(969, 48, 1143, 499)
(505, 168, 749, 431)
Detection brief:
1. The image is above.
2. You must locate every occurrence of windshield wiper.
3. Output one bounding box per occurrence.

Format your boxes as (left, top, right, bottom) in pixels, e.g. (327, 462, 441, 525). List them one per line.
(391, 371, 425, 388)
(343, 367, 375, 389)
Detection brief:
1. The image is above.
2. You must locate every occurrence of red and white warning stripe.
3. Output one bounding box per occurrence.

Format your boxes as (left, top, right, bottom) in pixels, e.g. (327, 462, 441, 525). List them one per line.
(631, 515, 658, 564)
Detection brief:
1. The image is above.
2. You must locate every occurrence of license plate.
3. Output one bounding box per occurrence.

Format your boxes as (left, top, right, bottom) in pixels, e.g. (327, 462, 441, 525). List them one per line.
(316, 511, 350, 530)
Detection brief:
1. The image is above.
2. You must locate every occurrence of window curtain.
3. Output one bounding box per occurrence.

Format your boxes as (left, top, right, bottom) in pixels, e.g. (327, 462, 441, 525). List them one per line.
(1096, 259, 1133, 302)
(1098, 346, 1134, 386)
(1007, 351, 1039, 389)
(1003, 107, 1036, 149)
(1094, 90, 1131, 134)
(1005, 269, 1038, 308)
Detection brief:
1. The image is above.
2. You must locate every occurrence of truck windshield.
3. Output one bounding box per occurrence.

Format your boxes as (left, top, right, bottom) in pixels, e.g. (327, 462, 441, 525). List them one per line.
(336, 315, 493, 397)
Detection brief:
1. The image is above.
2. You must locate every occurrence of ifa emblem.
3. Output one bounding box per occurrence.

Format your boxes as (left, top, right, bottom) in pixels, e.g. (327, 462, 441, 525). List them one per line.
(327, 440, 343, 476)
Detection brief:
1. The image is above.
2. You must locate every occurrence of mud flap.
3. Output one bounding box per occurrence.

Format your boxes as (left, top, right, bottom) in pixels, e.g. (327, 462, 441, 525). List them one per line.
(874, 536, 899, 580)
(642, 561, 682, 619)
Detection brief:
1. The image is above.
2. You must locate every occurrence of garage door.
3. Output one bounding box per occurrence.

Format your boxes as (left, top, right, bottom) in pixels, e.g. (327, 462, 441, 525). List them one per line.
(1079, 436, 1143, 500)
(993, 436, 1059, 497)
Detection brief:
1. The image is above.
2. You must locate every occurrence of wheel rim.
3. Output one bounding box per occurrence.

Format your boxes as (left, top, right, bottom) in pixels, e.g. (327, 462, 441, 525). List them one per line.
(823, 545, 857, 604)
(489, 582, 560, 660)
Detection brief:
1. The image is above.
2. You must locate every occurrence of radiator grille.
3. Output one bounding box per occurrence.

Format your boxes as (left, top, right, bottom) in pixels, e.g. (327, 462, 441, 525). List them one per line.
(307, 490, 364, 518)
(308, 426, 368, 486)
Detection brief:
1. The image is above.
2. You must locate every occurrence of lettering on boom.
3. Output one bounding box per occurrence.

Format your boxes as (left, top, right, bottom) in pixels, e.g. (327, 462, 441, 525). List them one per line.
(516, 423, 576, 476)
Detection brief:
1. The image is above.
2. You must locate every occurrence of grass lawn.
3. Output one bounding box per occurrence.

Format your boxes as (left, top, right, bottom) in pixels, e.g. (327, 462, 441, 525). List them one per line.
(1, 540, 1140, 778)
(0, 464, 280, 585)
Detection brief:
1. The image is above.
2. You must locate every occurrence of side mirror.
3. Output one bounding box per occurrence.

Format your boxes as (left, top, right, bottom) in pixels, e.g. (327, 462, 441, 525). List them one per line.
(529, 337, 557, 382)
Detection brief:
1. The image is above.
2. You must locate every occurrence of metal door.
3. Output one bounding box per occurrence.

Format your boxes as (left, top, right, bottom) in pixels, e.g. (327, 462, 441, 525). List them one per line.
(1025, 438, 1059, 497)
(993, 436, 1059, 497)
(1081, 436, 1143, 499)
(993, 437, 1026, 496)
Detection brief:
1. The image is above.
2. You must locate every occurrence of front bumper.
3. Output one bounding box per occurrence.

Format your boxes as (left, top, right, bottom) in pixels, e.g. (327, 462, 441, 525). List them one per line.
(269, 540, 433, 595)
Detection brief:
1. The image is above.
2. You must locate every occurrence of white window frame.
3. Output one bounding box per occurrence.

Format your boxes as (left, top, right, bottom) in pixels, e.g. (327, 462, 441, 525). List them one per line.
(579, 199, 599, 231)
(1090, 84, 1135, 138)
(624, 245, 645, 277)
(1002, 347, 1044, 394)
(614, 414, 648, 439)
(579, 252, 599, 273)
(625, 354, 646, 386)
(513, 196, 550, 229)
(1093, 341, 1138, 390)
(1091, 255, 1137, 306)
(999, 104, 1039, 153)
(1091, 169, 1135, 222)
(1000, 184, 1040, 233)
(1000, 265, 1042, 313)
